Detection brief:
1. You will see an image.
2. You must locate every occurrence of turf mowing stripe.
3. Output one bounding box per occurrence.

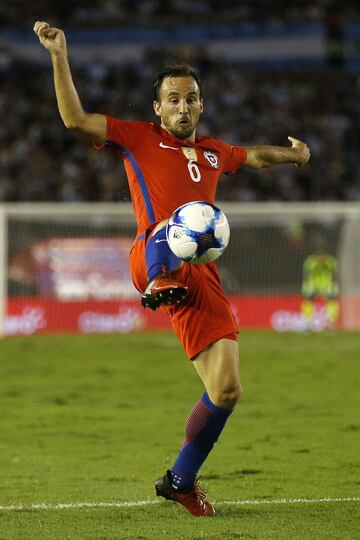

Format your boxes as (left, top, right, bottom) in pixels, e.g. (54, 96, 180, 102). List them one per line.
(0, 497, 359, 511)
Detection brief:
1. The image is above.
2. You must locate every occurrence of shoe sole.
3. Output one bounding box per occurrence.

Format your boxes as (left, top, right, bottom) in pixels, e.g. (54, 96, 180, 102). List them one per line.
(141, 286, 188, 311)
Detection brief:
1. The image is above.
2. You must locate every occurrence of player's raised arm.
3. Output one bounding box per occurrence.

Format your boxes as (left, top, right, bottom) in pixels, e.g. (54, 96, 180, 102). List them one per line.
(33, 21, 106, 145)
(243, 136, 310, 169)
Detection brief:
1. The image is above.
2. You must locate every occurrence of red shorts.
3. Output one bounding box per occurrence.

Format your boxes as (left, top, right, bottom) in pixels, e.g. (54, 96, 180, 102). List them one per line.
(129, 232, 238, 359)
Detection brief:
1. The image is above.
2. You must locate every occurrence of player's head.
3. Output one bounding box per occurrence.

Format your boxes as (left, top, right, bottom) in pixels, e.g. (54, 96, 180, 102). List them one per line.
(153, 64, 203, 141)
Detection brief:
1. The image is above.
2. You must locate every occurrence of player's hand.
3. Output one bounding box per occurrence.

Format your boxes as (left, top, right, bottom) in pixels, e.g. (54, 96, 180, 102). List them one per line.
(288, 136, 311, 167)
(33, 21, 67, 56)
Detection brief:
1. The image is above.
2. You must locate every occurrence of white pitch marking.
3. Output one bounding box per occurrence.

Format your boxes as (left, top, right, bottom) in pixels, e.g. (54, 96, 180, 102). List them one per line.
(0, 500, 160, 511)
(219, 496, 360, 506)
(0, 497, 359, 512)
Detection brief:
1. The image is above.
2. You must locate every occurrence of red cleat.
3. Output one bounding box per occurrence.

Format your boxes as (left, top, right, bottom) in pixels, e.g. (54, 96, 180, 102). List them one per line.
(141, 274, 188, 311)
(155, 470, 215, 517)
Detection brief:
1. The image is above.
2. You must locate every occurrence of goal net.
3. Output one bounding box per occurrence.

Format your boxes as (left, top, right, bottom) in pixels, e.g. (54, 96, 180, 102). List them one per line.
(1, 203, 359, 336)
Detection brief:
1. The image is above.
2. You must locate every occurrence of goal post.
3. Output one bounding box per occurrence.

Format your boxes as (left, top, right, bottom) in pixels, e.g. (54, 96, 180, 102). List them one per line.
(339, 214, 360, 330)
(0, 206, 7, 337)
(0, 202, 360, 336)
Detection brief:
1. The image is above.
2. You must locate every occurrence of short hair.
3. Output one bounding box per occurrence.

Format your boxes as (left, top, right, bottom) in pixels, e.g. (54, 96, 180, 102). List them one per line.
(153, 64, 202, 101)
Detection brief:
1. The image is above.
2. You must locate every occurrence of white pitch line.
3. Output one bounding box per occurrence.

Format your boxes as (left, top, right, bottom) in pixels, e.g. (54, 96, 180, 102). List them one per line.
(0, 500, 160, 511)
(220, 496, 360, 506)
(0, 496, 359, 512)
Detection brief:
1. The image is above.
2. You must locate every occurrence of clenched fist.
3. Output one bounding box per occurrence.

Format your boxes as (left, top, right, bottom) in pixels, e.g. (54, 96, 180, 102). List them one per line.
(33, 21, 67, 56)
(288, 136, 311, 167)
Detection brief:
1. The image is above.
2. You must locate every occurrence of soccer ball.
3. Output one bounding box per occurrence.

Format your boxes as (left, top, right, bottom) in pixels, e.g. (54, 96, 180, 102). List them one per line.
(166, 201, 230, 264)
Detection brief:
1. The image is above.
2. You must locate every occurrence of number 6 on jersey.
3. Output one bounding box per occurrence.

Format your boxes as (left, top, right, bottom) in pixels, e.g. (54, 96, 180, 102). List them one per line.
(187, 160, 201, 182)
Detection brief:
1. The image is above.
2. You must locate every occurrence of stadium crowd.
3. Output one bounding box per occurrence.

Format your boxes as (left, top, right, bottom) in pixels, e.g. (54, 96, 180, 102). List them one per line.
(1, 46, 359, 204)
(1, 0, 360, 204)
(2, 0, 359, 27)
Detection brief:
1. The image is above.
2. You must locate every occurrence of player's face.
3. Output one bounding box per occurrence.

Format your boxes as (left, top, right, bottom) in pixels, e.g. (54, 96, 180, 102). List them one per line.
(153, 76, 203, 141)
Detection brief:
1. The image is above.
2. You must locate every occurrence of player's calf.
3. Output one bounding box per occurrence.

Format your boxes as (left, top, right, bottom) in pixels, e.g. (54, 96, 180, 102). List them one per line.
(143, 223, 187, 311)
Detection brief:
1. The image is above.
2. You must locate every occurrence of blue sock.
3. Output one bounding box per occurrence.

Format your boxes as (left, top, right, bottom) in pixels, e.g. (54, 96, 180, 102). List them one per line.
(170, 392, 233, 491)
(146, 227, 181, 283)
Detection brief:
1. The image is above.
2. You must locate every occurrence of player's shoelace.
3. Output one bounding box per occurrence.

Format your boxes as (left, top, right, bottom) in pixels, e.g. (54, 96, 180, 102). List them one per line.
(178, 484, 214, 516)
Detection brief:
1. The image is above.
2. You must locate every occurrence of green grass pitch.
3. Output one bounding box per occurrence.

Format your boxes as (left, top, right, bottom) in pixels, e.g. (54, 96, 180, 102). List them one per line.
(0, 331, 359, 539)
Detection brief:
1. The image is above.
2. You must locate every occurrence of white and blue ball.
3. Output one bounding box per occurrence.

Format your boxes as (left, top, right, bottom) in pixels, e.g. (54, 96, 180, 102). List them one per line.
(166, 201, 230, 264)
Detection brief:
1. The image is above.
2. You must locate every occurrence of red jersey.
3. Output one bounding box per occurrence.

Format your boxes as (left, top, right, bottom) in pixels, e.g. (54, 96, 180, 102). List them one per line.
(99, 115, 247, 234)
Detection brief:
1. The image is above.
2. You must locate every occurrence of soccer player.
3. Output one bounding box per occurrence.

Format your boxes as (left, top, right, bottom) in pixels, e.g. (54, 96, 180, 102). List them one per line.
(34, 21, 310, 517)
(301, 251, 339, 329)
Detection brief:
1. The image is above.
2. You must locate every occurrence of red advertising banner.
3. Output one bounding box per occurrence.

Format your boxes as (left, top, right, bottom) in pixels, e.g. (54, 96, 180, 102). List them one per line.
(5, 295, 348, 336)
(7, 234, 357, 335)
(9, 237, 138, 300)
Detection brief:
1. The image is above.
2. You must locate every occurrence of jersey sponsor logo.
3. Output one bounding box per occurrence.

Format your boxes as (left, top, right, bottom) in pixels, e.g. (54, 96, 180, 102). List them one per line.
(204, 151, 219, 169)
(181, 147, 198, 161)
(159, 142, 179, 150)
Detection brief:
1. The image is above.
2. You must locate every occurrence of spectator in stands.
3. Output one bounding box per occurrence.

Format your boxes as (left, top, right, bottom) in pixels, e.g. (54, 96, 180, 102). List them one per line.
(0, 44, 359, 203)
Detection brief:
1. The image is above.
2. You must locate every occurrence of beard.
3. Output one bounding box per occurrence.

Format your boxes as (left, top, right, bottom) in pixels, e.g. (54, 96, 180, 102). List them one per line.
(170, 125, 194, 140)
(162, 117, 197, 140)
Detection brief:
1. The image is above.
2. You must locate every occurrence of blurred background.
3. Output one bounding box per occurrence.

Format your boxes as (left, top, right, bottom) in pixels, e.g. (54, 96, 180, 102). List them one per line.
(1, 1, 360, 335)
(0, 0, 360, 203)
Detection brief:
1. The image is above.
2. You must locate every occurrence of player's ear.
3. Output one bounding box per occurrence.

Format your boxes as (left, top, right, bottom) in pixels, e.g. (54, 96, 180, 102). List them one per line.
(153, 100, 162, 117)
(200, 98, 204, 113)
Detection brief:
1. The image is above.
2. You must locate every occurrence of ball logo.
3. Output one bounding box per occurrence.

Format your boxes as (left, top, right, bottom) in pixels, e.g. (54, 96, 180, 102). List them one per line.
(204, 151, 219, 169)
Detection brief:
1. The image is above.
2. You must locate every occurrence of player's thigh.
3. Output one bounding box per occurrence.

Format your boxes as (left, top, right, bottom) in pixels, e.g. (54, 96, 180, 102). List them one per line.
(193, 338, 242, 409)
(166, 262, 238, 359)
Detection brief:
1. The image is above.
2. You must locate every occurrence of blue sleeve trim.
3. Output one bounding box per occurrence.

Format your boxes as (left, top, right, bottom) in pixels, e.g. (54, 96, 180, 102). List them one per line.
(106, 140, 156, 225)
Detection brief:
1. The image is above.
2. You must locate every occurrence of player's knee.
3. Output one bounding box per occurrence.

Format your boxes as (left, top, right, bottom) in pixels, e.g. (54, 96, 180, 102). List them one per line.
(213, 382, 242, 410)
